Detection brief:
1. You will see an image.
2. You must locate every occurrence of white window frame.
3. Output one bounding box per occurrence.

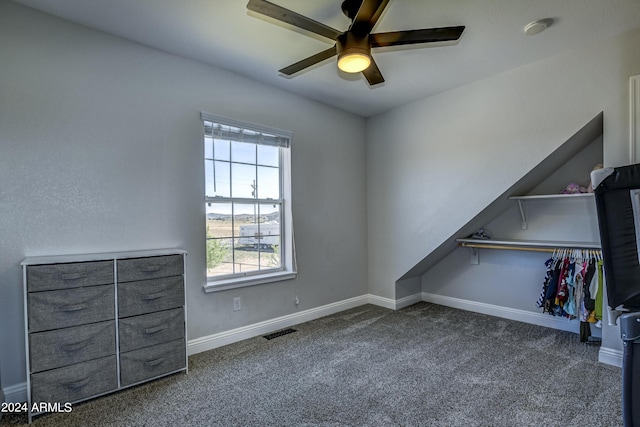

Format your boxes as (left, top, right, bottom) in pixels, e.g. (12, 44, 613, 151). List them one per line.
(201, 112, 296, 293)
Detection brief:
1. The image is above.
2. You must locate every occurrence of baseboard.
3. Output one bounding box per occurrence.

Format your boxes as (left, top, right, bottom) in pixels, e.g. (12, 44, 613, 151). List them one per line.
(188, 295, 371, 355)
(367, 293, 422, 310)
(3, 381, 27, 404)
(422, 292, 580, 334)
(366, 294, 396, 309)
(599, 346, 623, 368)
(395, 293, 423, 309)
(190, 290, 582, 356)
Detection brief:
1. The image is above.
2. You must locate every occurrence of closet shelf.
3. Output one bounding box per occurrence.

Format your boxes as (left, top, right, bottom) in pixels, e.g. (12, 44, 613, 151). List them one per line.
(457, 238, 601, 252)
(508, 193, 595, 201)
(508, 193, 595, 229)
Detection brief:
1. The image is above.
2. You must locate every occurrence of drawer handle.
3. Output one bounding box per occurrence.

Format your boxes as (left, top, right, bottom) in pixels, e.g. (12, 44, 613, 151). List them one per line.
(142, 292, 165, 301)
(143, 357, 164, 367)
(61, 340, 89, 352)
(63, 377, 90, 390)
(143, 325, 166, 335)
(140, 265, 161, 272)
(61, 273, 84, 280)
(60, 303, 87, 312)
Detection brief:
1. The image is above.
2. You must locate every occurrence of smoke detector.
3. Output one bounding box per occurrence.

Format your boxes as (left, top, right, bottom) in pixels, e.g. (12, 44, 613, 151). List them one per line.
(524, 19, 553, 36)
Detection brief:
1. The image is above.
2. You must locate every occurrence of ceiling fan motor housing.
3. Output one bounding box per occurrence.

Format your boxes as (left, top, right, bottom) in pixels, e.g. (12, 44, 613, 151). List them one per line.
(336, 31, 371, 72)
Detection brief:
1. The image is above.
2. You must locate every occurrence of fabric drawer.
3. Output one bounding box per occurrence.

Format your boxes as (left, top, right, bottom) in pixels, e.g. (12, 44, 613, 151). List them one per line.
(119, 308, 184, 353)
(117, 255, 183, 283)
(117, 276, 184, 318)
(30, 356, 117, 405)
(27, 261, 114, 292)
(29, 321, 116, 373)
(28, 285, 115, 333)
(120, 338, 186, 386)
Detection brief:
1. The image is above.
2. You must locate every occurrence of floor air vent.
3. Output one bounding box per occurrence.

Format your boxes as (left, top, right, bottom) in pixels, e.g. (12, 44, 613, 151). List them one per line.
(263, 328, 297, 340)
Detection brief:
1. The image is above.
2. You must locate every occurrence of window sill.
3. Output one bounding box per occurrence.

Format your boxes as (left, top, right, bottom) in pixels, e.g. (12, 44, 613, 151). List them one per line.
(203, 271, 297, 293)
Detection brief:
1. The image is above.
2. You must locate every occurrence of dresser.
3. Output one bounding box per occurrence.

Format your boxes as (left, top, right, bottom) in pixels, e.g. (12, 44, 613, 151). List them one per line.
(22, 249, 187, 423)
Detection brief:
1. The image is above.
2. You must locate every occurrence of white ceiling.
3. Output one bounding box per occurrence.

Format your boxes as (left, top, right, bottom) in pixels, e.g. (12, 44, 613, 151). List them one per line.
(11, 0, 640, 117)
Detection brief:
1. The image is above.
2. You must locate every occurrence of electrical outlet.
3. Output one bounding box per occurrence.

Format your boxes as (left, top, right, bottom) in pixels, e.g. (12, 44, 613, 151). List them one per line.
(233, 297, 241, 311)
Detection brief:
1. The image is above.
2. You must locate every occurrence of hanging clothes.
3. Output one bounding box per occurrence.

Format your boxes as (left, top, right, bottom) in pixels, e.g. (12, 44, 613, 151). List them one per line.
(542, 257, 563, 316)
(536, 258, 554, 309)
(537, 248, 604, 342)
(564, 252, 582, 317)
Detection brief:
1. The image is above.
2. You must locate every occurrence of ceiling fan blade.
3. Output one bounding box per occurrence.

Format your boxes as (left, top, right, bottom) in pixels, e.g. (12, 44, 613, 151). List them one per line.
(370, 26, 465, 48)
(247, 0, 342, 41)
(279, 46, 337, 76)
(362, 57, 384, 86)
(350, 0, 390, 35)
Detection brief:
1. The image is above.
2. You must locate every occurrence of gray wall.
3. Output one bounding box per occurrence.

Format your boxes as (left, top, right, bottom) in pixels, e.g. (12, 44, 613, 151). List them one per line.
(0, 2, 368, 392)
(366, 28, 640, 348)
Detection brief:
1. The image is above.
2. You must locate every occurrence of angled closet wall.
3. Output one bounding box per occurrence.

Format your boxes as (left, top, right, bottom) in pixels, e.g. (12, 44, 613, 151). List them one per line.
(422, 128, 604, 338)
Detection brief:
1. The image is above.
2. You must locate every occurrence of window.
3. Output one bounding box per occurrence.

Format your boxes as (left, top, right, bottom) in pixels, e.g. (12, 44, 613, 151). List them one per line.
(201, 113, 295, 292)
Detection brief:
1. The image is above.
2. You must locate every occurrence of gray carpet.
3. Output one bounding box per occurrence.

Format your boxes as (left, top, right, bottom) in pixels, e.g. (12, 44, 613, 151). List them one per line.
(1, 302, 623, 426)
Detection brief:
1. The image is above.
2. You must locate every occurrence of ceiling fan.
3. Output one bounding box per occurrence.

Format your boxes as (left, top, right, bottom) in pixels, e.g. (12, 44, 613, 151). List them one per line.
(246, 0, 465, 86)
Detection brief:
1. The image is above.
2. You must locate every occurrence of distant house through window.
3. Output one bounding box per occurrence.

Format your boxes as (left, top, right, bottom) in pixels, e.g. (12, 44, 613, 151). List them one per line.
(201, 113, 295, 291)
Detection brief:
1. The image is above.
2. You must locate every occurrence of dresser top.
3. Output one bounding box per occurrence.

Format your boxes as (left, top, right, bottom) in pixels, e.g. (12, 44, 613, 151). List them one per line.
(21, 249, 186, 266)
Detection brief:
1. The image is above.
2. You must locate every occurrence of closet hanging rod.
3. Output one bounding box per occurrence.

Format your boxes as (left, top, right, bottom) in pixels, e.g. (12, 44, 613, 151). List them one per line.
(456, 238, 601, 253)
(457, 243, 602, 253)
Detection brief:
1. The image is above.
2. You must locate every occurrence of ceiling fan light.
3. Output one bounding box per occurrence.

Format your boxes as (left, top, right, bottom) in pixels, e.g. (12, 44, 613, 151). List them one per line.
(336, 31, 371, 73)
(338, 51, 371, 73)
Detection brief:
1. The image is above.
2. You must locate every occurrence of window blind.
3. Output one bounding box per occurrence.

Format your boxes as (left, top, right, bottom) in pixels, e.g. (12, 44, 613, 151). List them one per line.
(201, 112, 291, 148)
